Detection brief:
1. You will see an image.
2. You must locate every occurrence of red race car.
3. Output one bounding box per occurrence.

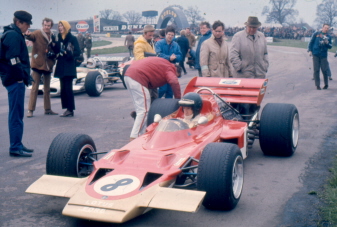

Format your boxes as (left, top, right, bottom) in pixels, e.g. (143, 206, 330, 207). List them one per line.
(26, 77, 299, 223)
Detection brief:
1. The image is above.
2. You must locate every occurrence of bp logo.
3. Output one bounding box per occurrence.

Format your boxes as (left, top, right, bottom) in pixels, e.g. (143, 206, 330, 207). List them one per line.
(94, 175, 140, 196)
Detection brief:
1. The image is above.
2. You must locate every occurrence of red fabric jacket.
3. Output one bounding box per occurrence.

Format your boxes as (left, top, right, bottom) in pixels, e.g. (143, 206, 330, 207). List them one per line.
(125, 57, 181, 99)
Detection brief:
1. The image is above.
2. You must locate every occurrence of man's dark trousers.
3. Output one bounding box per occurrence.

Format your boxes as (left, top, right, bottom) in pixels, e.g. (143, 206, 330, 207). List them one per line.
(6, 82, 25, 152)
(313, 55, 329, 87)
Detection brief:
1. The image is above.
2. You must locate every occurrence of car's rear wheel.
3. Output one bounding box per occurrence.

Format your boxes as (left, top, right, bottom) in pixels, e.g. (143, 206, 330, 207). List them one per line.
(46, 133, 97, 178)
(84, 71, 104, 97)
(259, 103, 299, 156)
(147, 98, 180, 126)
(197, 143, 243, 210)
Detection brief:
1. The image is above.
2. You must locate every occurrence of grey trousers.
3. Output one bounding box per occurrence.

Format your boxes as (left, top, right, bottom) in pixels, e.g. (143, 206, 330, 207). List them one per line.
(313, 55, 329, 87)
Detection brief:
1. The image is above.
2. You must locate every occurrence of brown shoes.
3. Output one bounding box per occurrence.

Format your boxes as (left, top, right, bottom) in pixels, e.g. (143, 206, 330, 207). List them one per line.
(27, 110, 33, 118)
(45, 109, 58, 115)
(60, 110, 74, 117)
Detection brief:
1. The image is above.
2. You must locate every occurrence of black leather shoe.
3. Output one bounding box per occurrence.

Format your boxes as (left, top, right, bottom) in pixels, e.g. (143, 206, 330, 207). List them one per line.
(22, 145, 34, 153)
(323, 85, 328, 89)
(60, 110, 74, 117)
(130, 111, 136, 120)
(45, 109, 58, 115)
(10, 150, 32, 157)
(317, 86, 321, 90)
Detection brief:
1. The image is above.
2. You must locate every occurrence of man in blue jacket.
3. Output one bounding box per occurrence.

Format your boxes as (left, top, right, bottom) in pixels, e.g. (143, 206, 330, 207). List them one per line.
(155, 25, 182, 98)
(0, 11, 34, 157)
(195, 21, 212, 77)
(308, 23, 332, 90)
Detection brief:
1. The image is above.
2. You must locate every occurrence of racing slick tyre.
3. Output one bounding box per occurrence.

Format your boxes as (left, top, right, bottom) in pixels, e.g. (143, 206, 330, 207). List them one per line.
(147, 98, 180, 126)
(197, 143, 243, 210)
(84, 71, 104, 97)
(46, 133, 97, 178)
(259, 103, 299, 157)
(120, 64, 130, 89)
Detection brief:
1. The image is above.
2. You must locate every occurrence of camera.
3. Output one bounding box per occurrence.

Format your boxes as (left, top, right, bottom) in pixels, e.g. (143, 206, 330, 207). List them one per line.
(319, 35, 329, 46)
(47, 51, 56, 59)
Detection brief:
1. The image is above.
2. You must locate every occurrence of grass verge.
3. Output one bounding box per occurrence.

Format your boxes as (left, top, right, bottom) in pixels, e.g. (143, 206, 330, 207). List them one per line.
(91, 46, 128, 55)
(268, 38, 337, 53)
(319, 157, 337, 226)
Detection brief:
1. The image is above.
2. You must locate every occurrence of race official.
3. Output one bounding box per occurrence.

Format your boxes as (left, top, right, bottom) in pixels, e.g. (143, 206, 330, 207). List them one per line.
(26, 17, 58, 117)
(124, 57, 182, 141)
(0, 10, 34, 157)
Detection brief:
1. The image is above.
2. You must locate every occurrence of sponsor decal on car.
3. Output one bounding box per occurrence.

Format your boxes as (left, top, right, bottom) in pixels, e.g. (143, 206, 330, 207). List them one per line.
(219, 79, 241, 85)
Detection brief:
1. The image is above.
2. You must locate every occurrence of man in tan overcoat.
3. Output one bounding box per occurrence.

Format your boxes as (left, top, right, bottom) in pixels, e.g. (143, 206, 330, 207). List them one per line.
(200, 20, 233, 77)
(230, 16, 269, 78)
(26, 17, 57, 117)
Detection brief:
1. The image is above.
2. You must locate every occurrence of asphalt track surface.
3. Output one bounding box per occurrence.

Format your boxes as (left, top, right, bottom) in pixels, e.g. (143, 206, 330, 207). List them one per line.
(1, 44, 337, 227)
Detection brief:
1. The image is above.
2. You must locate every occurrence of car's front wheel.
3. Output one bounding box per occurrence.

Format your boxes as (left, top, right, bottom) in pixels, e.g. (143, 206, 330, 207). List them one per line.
(197, 143, 243, 210)
(84, 71, 104, 97)
(46, 133, 97, 178)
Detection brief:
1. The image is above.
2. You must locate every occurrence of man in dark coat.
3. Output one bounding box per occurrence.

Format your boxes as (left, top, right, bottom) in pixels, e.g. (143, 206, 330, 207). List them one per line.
(0, 10, 34, 157)
(195, 21, 212, 77)
(84, 32, 92, 58)
(77, 33, 85, 54)
(176, 30, 190, 75)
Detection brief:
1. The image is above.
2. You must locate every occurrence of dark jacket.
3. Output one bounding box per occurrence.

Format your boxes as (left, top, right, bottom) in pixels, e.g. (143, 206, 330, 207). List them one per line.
(155, 39, 182, 63)
(195, 29, 212, 70)
(176, 35, 190, 59)
(0, 24, 30, 87)
(53, 31, 80, 78)
(308, 31, 332, 58)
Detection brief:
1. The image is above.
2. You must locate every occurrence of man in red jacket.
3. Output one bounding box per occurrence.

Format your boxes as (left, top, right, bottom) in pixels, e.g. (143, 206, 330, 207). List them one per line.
(124, 57, 182, 141)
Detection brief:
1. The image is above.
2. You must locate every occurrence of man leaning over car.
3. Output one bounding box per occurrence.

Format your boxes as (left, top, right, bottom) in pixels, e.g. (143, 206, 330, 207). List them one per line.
(124, 57, 182, 141)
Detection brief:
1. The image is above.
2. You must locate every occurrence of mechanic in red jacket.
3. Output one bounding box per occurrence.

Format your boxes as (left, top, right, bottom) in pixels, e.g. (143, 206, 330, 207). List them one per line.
(124, 57, 182, 141)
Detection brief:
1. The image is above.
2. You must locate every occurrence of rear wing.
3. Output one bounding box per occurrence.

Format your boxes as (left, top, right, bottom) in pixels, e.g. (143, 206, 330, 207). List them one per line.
(184, 77, 268, 106)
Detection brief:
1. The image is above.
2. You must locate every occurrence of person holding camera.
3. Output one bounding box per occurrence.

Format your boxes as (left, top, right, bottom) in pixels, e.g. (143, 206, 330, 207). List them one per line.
(308, 23, 332, 90)
(52, 20, 80, 117)
(0, 10, 34, 157)
(26, 17, 58, 117)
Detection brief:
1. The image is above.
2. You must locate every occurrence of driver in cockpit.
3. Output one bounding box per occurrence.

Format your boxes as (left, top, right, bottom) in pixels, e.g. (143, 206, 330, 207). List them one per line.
(178, 92, 203, 128)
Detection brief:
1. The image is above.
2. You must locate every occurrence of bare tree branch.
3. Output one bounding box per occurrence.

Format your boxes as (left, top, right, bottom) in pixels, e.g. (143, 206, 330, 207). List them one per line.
(261, 0, 298, 24)
(315, 0, 337, 27)
(123, 11, 143, 24)
(99, 9, 113, 20)
(184, 6, 205, 28)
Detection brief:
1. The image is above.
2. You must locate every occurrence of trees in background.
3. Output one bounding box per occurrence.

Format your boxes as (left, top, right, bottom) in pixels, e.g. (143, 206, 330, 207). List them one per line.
(262, 0, 298, 24)
(315, 0, 337, 27)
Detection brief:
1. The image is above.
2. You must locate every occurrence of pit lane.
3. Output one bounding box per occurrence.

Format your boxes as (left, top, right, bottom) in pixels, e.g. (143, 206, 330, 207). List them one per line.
(0, 44, 336, 227)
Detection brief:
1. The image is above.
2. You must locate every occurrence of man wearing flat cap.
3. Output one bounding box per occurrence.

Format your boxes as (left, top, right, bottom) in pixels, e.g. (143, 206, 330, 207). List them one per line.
(230, 16, 269, 78)
(0, 10, 34, 157)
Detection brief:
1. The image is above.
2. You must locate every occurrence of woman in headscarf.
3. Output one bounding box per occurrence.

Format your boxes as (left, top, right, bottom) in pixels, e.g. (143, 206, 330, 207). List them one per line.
(52, 20, 80, 117)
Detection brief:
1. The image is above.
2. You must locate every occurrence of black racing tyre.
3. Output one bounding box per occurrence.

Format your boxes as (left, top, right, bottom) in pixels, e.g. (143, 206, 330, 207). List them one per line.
(259, 103, 299, 157)
(84, 71, 104, 97)
(147, 98, 180, 126)
(46, 133, 97, 178)
(120, 64, 130, 89)
(197, 143, 243, 210)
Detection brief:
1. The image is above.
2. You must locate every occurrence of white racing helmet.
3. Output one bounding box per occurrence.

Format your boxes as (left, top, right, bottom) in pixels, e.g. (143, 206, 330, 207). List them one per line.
(86, 58, 97, 69)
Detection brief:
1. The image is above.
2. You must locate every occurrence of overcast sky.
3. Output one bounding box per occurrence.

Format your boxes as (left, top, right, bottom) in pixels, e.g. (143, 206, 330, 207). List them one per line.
(0, 0, 320, 29)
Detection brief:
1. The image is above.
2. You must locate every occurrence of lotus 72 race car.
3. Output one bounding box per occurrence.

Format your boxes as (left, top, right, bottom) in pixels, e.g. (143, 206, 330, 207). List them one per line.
(26, 77, 299, 223)
(31, 56, 131, 97)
